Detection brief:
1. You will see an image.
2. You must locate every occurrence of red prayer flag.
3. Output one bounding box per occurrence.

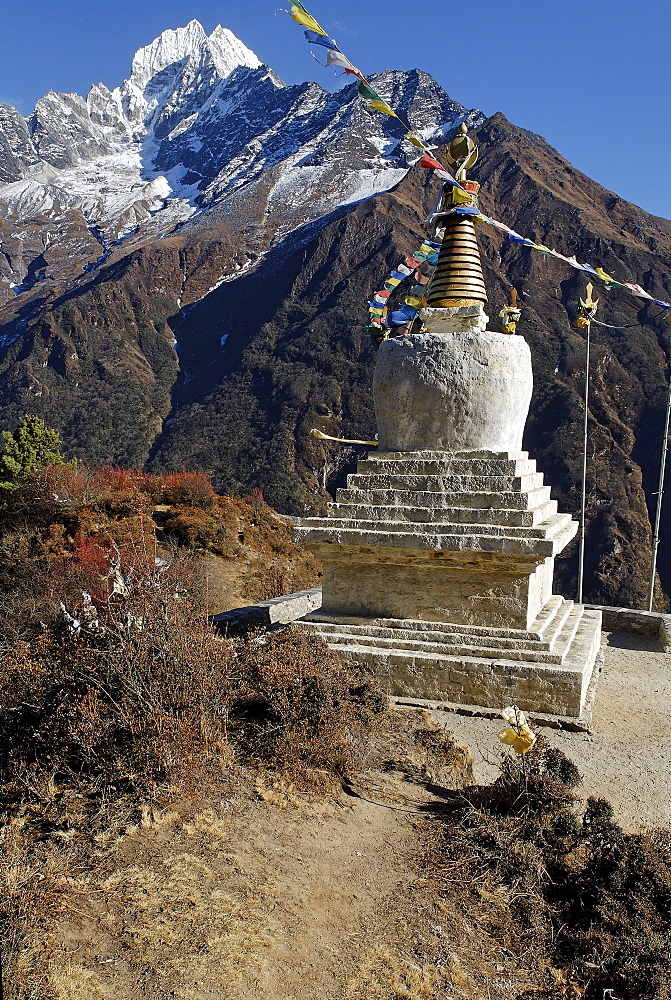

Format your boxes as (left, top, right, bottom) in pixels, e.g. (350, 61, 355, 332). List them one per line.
(419, 154, 444, 170)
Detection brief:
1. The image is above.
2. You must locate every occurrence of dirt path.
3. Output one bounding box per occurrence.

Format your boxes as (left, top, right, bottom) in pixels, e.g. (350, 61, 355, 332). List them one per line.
(429, 630, 671, 831)
(43, 711, 460, 1000)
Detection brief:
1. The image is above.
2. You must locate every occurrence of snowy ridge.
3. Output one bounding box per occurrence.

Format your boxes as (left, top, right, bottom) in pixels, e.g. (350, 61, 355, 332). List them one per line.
(0, 20, 483, 297)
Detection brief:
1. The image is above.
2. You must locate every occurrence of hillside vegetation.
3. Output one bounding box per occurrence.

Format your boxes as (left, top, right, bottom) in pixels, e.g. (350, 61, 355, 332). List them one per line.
(2, 463, 671, 999)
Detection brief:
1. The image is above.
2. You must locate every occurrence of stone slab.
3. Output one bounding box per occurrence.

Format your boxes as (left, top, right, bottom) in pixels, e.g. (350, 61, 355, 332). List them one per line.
(210, 587, 322, 635)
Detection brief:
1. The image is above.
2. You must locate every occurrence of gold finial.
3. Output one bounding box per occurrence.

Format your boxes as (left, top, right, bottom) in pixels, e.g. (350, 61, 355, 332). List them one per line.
(445, 124, 478, 181)
(499, 287, 523, 333)
(577, 283, 599, 328)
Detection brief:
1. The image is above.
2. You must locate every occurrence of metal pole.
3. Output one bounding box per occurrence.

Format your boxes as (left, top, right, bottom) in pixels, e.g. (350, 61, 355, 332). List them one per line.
(577, 319, 591, 604)
(647, 371, 671, 611)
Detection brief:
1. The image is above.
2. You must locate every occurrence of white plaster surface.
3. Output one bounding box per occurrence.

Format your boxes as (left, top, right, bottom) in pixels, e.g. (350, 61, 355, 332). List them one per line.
(373, 330, 533, 453)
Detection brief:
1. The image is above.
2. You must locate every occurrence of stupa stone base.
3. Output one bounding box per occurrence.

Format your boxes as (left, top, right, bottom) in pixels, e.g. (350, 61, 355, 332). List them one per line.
(294, 450, 601, 718)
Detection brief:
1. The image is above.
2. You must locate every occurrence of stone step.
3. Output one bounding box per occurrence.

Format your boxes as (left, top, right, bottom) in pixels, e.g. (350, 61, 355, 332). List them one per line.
(297, 620, 554, 653)
(325, 499, 559, 528)
(293, 522, 565, 557)
(347, 472, 546, 494)
(538, 598, 574, 644)
(334, 486, 553, 512)
(302, 594, 568, 643)
(300, 630, 560, 662)
(375, 450, 530, 462)
(296, 605, 602, 717)
(298, 604, 585, 664)
(357, 457, 538, 477)
(301, 512, 574, 541)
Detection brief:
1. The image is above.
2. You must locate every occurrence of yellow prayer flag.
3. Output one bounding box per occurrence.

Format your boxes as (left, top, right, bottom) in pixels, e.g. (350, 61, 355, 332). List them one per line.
(290, 6, 328, 34)
(595, 267, 615, 283)
(406, 134, 425, 148)
(405, 296, 422, 308)
(452, 187, 473, 205)
(366, 99, 399, 118)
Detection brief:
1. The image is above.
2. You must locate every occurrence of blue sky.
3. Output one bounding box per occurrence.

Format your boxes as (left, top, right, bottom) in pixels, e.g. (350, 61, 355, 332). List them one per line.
(1, 0, 669, 219)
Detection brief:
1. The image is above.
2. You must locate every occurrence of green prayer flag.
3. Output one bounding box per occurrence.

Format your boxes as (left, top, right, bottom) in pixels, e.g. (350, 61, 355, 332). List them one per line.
(356, 80, 380, 101)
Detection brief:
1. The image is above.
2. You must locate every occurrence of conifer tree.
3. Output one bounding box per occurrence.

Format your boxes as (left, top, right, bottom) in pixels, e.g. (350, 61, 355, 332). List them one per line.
(0, 414, 65, 489)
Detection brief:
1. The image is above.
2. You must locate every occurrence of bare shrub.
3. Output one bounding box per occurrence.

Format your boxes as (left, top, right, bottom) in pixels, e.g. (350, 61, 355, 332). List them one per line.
(438, 738, 671, 1000)
(228, 627, 364, 779)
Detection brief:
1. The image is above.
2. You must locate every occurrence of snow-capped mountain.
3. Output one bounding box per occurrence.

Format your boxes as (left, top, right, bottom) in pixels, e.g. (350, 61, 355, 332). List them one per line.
(0, 20, 481, 301)
(0, 21, 669, 611)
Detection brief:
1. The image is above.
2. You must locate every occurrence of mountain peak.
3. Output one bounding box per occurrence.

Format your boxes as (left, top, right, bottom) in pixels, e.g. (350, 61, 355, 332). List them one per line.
(129, 20, 260, 92)
(207, 25, 262, 78)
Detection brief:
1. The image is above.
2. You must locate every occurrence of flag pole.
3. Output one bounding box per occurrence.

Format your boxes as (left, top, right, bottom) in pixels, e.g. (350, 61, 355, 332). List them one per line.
(576, 284, 598, 604)
(647, 367, 671, 611)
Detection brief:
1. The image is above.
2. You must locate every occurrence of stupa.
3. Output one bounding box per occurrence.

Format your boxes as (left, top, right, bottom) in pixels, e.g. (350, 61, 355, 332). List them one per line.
(294, 127, 601, 718)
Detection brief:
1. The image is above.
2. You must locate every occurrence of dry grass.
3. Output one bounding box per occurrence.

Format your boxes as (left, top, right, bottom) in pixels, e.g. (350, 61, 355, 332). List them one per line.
(40, 803, 283, 1000)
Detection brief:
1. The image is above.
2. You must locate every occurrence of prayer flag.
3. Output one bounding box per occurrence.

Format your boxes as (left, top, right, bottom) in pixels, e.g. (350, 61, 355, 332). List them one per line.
(405, 295, 422, 308)
(406, 134, 425, 149)
(623, 282, 653, 299)
(325, 50, 361, 74)
(404, 257, 421, 268)
(434, 169, 465, 189)
(419, 153, 444, 171)
(390, 270, 407, 281)
(375, 289, 391, 298)
(507, 234, 536, 247)
(291, 5, 328, 34)
(451, 186, 473, 205)
(367, 99, 399, 117)
(304, 29, 339, 49)
(396, 264, 413, 276)
(356, 80, 380, 101)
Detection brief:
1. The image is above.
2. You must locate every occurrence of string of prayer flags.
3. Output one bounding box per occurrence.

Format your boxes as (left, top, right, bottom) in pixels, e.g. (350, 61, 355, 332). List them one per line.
(285, 3, 671, 317)
(368, 240, 440, 337)
(472, 211, 671, 312)
(284, 0, 457, 170)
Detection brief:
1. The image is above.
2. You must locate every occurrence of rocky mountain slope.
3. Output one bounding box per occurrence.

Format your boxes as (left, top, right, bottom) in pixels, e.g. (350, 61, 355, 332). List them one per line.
(0, 22, 669, 609)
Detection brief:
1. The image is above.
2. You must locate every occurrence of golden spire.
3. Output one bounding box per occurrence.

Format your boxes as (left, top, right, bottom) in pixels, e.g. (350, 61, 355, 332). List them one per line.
(426, 124, 487, 308)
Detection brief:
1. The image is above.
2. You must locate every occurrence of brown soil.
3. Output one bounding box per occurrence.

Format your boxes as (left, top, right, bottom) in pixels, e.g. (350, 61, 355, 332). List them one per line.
(28, 708, 482, 1000)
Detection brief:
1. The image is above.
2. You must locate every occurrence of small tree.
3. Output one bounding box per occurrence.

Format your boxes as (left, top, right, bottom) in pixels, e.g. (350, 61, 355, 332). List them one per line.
(0, 414, 66, 490)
